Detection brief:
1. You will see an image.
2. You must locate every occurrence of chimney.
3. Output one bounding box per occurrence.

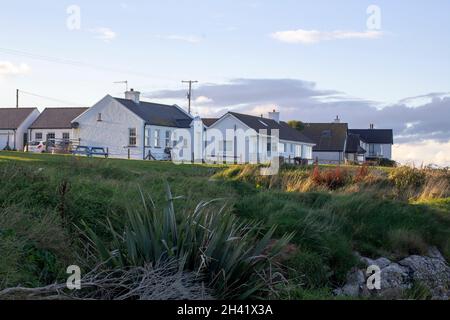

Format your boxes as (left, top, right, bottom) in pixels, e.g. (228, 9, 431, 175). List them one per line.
(334, 115, 341, 123)
(370, 124, 374, 129)
(268, 109, 280, 123)
(125, 88, 140, 104)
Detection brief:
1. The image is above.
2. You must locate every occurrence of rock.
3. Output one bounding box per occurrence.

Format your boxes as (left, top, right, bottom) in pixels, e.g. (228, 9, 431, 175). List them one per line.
(335, 247, 450, 300)
(399, 253, 450, 299)
(336, 268, 365, 297)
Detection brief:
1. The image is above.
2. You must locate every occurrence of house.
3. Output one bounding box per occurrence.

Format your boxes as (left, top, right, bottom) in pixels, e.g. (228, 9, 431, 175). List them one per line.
(29, 107, 88, 143)
(349, 125, 394, 160)
(0, 108, 40, 151)
(71, 89, 194, 160)
(345, 133, 367, 163)
(299, 119, 349, 164)
(204, 110, 315, 164)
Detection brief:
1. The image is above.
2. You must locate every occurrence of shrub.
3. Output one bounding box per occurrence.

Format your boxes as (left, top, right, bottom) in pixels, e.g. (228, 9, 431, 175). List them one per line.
(389, 166, 426, 190)
(83, 184, 293, 299)
(310, 165, 349, 190)
(354, 164, 369, 183)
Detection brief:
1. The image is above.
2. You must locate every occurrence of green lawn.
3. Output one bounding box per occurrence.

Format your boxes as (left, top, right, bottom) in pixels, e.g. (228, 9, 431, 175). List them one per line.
(0, 151, 449, 298)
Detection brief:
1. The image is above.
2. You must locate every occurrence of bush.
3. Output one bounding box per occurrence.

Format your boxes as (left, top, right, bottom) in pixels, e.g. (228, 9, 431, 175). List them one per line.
(84, 184, 293, 299)
(389, 166, 426, 190)
(311, 165, 349, 190)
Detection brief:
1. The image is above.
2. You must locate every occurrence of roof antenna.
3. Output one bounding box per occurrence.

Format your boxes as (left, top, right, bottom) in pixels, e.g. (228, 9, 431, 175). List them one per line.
(114, 80, 129, 93)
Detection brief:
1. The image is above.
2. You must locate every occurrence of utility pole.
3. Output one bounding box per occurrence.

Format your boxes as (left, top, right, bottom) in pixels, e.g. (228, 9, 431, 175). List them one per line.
(16, 89, 19, 108)
(182, 80, 198, 114)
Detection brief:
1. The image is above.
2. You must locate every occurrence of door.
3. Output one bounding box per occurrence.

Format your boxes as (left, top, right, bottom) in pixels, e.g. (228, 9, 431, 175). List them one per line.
(23, 133, 28, 151)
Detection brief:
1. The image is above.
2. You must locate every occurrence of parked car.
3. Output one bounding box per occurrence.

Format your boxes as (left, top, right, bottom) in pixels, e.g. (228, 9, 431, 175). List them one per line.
(72, 146, 108, 158)
(26, 141, 46, 153)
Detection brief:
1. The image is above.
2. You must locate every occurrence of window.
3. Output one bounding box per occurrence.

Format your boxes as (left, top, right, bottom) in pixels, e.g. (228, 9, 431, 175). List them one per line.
(145, 129, 151, 146)
(165, 131, 171, 147)
(35, 132, 43, 141)
(97, 113, 102, 122)
(154, 129, 161, 148)
(62, 132, 70, 140)
(129, 128, 137, 146)
(46, 133, 55, 141)
(321, 130, 332, 138)
(290, 143, 294, 153)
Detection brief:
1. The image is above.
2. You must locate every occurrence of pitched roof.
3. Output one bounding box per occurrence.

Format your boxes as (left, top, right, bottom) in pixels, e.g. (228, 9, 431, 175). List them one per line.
(299, 123, 348, 152)
(114, 98, 192, 128)
(30, 107, 88, 129)
(349, 129, 394, 144)
(0, 108, 37, 129)
(346, 133, 366, 154)
(202, 118, 219, 127)
(227, 112, 314, 144)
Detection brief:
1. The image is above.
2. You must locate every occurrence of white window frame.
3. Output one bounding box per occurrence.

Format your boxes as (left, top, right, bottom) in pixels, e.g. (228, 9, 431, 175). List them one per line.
(129, 128, 137, 146)
(165, 130, 171, 148)
(154, 129, 161, 148)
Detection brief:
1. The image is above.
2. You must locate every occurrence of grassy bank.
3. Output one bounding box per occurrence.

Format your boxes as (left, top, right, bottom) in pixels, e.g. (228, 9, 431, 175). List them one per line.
(0, 151, 449, 299)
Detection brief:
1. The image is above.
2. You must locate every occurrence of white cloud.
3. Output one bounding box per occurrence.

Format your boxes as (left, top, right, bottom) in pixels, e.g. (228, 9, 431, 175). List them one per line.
(0, 61, 31, 76)
(393, 140, 450, 167)
(156, 34, 203, 44)
(91, 27, 117, 42)
(271, 29, 383, 44)
(195, 96, 213, 104)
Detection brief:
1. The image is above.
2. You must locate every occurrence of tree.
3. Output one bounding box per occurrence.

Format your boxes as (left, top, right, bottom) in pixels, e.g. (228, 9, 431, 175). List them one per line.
(287, 120, 304, 131)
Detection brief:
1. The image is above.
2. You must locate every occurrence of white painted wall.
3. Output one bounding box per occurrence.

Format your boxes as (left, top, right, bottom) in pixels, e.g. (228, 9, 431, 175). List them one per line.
(367, 143, 392, 159)
(0, 109, 39, 151)
(29, 129, 75, 142)
(73, 95, 145, 160)
(313, 151, 345, 164)
(206, 114, 314, 164)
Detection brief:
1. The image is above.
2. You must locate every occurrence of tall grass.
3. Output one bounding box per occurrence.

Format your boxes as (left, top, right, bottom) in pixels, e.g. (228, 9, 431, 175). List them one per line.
(83, 183, 293, 299)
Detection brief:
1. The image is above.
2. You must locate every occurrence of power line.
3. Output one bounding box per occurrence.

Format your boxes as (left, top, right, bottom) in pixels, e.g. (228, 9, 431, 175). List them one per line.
(18, 90, 85, 107)
(0, 47, 181, 81)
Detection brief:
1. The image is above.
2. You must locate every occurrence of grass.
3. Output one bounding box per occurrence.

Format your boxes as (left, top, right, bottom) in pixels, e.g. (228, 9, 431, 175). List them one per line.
(0, 151, 449, 299)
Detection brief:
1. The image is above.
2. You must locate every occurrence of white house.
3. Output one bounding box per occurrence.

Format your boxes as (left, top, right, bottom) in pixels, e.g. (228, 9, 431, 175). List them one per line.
(29, 107, 88, 143)
(71, 90, 194, 160)
(0, 108, 40, 151)
(349, 126, 394, 160)
(202, 111, 315, 164)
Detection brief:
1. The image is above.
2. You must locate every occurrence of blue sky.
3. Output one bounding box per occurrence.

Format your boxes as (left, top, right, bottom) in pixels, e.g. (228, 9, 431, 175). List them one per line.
(1, 0, 449, 164)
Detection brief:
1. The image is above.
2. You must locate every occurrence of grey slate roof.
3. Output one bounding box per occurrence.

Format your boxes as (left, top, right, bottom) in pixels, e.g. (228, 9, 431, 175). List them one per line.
(349, 129, 394, 144)
(228, 112, 314, 144)
(202, 118, 219, 127)
(30, 107, 88, 129)
(346, 133, 366, 154)
(0, 108, 37, 129)
(114, 98, 192, 128)
(299, 123, 348, 152)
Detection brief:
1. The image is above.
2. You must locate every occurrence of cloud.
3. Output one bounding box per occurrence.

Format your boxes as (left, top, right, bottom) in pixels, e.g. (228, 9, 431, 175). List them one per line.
(155, 34, 203, 44)
(147, 78, 450, 151)
(0, 61, 31, 76)
(195, 96, 214, 104)
(91, 27, 117, 42)
(271, 29, 383, 44)
(393, 140, 450, 167)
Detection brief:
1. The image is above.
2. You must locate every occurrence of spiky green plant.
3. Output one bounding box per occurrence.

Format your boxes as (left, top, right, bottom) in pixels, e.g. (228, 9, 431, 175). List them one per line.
(83, 183, 293, 299)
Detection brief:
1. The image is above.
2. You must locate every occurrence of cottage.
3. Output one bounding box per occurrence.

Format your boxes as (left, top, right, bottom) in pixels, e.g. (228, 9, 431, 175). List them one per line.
(299, 121, 348, 164)
(204, 111, 315, 164)
(0, 108, 40, 151)
(349, 126, 394, 160)
(29, 107, 88, 143)
(71, 90, 194, 160)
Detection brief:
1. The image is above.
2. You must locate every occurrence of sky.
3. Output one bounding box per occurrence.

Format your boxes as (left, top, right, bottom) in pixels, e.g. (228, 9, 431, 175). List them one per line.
(0, 0, 449, 166)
